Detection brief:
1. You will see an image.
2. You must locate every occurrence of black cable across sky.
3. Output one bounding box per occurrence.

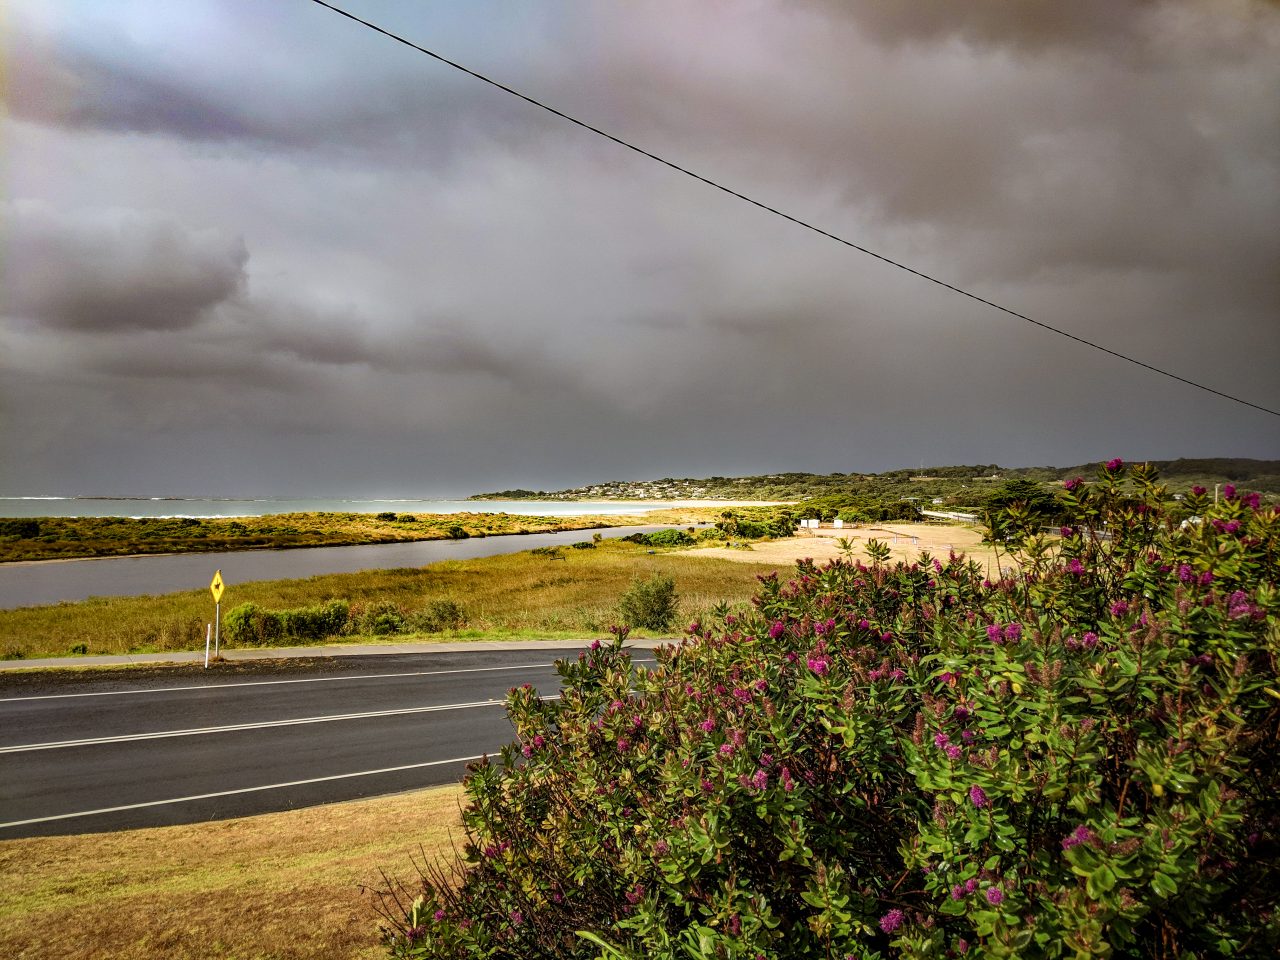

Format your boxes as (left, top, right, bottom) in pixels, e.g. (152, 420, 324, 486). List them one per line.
(306, 0, 1279, 420)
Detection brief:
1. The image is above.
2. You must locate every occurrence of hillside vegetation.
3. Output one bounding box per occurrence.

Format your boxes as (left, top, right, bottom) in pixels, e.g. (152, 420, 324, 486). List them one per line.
(470, 458, 1280, 506)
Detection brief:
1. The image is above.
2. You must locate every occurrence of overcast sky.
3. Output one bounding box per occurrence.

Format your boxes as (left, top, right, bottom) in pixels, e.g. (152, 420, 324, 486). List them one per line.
(3, 0, 1278, 497)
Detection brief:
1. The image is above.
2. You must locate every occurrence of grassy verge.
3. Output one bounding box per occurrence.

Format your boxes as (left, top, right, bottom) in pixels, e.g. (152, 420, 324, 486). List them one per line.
(0, 508, 728, 563)
(0, 786, 463, 960)
(0, 540, 782, 661)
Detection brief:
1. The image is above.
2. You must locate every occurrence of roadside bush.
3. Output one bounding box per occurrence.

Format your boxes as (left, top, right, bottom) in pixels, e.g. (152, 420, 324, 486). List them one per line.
(222, 599, 349, 646)
(222, 603, 274, 646)
(383, 461, 1280, 959)
(279, 599, 350, 640)
(355, 600, 407, 636)
(617, 573, 679, 632)
(408, 599, 467, 633)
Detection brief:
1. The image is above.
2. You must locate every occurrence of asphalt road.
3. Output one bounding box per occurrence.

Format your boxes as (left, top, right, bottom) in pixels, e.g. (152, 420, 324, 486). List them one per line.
(0, 649, 652, 838)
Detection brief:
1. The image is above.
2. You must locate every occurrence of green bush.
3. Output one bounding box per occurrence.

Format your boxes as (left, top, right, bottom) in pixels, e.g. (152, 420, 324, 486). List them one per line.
(222, 599, 349, 646)
(355, 600, 406, 635)
(222, 602, 280, 646)
(623, 529, 696, 548)
(799, 495, 922, 524)
(618, 573, 679, 632)
(384, 461, 1280, 959)
(279, 599, 350, 640)
(714, 510, 798, 539)
(648, 529, 696, 547)
(0, 519, 40, 539)
(983, 478, 1063, 527)
(409, 599, 467, 633)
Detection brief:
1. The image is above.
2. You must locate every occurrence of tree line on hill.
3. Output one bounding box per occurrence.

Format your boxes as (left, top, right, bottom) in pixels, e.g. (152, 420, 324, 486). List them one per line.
(469, 458, 1280, 505)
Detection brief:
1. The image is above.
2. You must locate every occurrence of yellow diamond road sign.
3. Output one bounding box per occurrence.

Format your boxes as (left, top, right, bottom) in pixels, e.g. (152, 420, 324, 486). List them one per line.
(210, 570, 225, 603)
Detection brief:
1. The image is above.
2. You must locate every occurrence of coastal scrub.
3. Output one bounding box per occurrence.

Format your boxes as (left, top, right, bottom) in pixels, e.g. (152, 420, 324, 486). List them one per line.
(383, 462, 1280, 958)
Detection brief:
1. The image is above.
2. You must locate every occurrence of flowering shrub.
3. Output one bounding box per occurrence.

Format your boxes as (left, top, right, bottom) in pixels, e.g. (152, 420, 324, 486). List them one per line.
(384, 462, 1279, 959)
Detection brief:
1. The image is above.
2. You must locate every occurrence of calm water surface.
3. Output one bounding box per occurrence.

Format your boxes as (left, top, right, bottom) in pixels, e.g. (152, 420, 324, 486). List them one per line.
(0, 525, 678, 610)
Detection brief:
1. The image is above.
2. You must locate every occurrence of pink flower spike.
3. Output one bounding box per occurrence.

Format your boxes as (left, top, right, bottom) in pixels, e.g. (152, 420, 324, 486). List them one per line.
(879, 909, 905, 933)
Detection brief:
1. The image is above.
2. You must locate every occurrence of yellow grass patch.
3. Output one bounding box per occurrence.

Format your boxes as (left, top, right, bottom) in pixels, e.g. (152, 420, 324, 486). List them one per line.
(690, 522, 1004, 574)
(0, 786, 464, 960)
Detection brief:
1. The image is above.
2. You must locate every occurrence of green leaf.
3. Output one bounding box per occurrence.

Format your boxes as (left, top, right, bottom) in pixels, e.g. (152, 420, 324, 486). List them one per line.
(1087, 865, 1116, 898)
(1151, 872, 1178, 898)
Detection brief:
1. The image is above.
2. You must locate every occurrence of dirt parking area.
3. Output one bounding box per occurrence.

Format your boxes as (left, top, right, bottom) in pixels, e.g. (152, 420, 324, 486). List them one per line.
(688, 523, 1004, 574)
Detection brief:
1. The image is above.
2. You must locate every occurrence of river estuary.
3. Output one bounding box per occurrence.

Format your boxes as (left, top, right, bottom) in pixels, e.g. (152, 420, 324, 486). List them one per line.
(0, 525, 675, 610)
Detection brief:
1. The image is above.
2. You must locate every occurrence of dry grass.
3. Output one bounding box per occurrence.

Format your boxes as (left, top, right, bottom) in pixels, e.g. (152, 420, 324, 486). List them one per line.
(0, 540, 782, 660)
(0, 786, 464, 960)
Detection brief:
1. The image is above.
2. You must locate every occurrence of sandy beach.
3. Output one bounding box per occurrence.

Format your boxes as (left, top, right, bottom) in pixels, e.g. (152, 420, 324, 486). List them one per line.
(689, 522, 1005, 574)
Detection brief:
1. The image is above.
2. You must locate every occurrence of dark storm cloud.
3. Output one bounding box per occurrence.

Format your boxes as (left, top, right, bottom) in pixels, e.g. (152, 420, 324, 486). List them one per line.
(4, 202, 248, 331)
(4, 5, 550, 165)
(232, 302, 559, 387)
(8, 35, 253, 140)
(812, 0, 1157, 51)
(2, 0, 1278, 497)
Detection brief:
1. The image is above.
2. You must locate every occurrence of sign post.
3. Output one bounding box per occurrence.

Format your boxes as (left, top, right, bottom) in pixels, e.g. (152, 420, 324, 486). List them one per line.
(210, 570, 225, 659)
(204, 622, 212, 669)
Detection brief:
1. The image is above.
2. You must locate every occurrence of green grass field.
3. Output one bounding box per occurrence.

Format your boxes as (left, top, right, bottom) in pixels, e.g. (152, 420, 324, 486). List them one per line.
(0, 540, 781, 661)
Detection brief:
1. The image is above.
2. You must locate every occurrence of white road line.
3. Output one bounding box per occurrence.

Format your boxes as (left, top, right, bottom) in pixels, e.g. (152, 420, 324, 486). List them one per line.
(0, 657, 656, 703)
(0, 753, 489, 830)
(0, 695, 560, 754)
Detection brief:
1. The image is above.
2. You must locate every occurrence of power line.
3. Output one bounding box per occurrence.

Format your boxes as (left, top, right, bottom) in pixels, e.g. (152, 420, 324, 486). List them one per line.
(305, 0, 1280, 420)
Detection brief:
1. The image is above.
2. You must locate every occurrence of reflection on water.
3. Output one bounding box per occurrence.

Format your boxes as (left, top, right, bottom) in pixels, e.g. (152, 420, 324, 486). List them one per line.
(0, 525, 676, 610)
